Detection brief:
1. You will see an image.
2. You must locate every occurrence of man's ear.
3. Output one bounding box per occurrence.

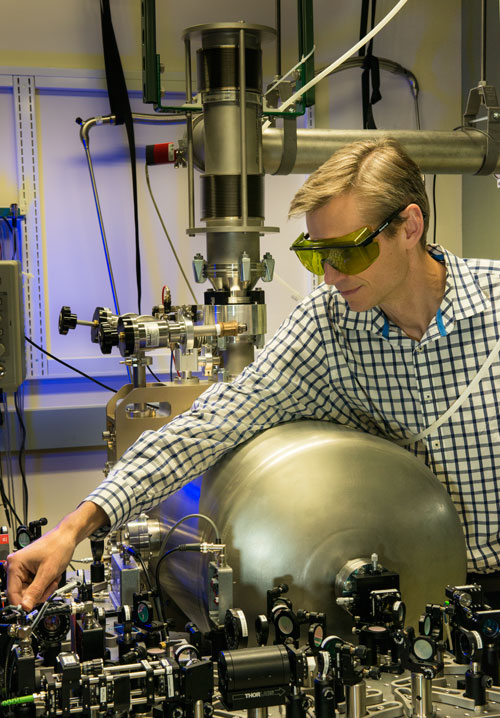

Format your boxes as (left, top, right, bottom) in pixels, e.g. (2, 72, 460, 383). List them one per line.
(402, 203, 425, 249)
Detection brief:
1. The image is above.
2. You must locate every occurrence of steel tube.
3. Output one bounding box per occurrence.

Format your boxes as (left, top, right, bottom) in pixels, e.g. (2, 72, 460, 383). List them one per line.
(261, 128, 493, 175)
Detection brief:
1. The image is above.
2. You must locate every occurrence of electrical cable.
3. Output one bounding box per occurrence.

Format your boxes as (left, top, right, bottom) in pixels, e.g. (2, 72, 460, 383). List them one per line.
(100, 0, 142, 315)
(1, 393, 18, 532)
(0, 448, 22, 527)
(262, 0, 408, 127)
(157, 513, 220, 571)
(125, 546, 154, 592)
(154, 514, 220, 621)
(14, 388, 27, 525)
(275, 0, 281, 78)
(147, 365, 163, 383)
(144, 164, 198, 304)
(24, 337, 117, 393)
(432, 175, 437, 245)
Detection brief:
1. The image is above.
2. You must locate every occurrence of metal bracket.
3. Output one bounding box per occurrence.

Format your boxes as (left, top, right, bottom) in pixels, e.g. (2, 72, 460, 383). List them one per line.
(463, 83, 500, 175)
(13, 75, 48, 378)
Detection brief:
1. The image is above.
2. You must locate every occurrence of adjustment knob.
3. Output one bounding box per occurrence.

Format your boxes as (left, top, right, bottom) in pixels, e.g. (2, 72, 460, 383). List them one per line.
(59, 306, 77, 335)
(98, 322, 118, 354)
(91, 306, 114, 343)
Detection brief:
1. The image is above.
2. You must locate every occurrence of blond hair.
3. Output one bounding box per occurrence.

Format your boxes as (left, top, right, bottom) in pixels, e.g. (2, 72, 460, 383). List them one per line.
(289, 137, 430, 246)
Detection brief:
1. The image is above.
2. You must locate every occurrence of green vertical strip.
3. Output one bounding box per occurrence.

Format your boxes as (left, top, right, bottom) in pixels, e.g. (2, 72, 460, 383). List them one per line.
(298, 0, 315, 107)
(142, 0, 160, 105)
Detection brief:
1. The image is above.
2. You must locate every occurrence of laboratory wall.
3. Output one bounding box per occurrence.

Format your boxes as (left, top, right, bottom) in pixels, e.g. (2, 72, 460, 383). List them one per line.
(0, 0, 464, 559)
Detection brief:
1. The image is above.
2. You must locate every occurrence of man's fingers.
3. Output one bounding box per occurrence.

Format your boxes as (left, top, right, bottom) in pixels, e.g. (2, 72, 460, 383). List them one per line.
(20, 570, 60, 611)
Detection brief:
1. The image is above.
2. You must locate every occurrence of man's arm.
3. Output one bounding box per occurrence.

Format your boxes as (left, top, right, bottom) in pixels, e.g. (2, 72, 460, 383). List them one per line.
(6, 501, 109, 611)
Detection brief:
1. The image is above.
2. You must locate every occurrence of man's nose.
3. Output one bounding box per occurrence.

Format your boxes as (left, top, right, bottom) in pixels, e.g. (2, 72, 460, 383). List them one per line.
(323, 262, 347, 285)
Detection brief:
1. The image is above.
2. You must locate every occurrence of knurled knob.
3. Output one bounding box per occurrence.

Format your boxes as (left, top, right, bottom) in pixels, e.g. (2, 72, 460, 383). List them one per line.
(58, 306, 77, 335)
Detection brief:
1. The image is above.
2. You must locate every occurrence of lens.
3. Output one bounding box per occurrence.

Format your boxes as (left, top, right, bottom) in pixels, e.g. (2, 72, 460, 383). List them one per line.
(137, 602, 150, 624)
(293, 241, 380, 276)
(413, 637, 434, 661)
(323, 242, 380, 275)
(459, 631, 474, 658)
(482, 617, 500, 639)
(277, 613, 294, 635)
(423, 615, 432, 636)
(43, 615, 61, 634)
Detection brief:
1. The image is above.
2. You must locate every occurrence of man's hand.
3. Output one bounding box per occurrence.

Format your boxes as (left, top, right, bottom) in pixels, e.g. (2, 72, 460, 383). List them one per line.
(6, 527, 78, 610)
(6, 501, 109, 611)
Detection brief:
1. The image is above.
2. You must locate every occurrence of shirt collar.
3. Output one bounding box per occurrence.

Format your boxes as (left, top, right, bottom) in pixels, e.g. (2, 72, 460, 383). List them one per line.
(330, 244, 491, 337)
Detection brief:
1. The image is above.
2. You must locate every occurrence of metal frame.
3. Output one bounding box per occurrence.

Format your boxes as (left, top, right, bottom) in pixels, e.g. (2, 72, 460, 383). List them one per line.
(13, 75, 48, 378)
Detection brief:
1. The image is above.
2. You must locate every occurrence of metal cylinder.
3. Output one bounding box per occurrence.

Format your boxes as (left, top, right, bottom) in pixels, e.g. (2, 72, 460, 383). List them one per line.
(153, 421, 467, 637)
(410, 673, 434, 718)
(248, 710, 268, 718)
(183, 22, 275, 377)
(346, 683, 367, 718)
(261, 128, 493, 175)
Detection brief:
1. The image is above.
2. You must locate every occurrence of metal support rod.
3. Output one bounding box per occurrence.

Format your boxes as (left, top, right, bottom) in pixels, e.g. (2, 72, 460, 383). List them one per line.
(185, 36, 195, 232)
(346, 682, 367, 718)
(410, 673, 434, 718)
(239, 28, 248, 227)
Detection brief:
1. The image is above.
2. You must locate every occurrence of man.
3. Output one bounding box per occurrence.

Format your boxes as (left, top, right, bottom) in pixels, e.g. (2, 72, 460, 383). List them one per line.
(7, 137, 500, 609)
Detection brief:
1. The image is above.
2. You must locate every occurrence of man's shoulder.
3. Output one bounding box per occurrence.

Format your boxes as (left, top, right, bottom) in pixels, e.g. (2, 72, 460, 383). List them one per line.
(433, 244, 500, 277)
(431, 244, 500, 291)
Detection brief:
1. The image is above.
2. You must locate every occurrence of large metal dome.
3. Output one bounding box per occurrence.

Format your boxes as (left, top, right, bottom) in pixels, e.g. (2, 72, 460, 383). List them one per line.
(155, 421, 466, 639)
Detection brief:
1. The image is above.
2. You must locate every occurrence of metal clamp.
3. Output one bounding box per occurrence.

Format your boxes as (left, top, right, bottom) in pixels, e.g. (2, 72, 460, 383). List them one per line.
(463, 83, 500, 175)
(272, 114, 298, 175)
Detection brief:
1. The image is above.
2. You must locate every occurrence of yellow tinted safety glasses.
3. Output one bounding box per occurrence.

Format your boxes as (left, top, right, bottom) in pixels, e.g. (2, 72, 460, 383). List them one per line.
(290, 207, 404, 276)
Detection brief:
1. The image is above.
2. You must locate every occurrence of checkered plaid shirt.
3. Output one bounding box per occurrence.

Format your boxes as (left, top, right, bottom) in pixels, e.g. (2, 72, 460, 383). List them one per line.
(86, 245, 500, 572)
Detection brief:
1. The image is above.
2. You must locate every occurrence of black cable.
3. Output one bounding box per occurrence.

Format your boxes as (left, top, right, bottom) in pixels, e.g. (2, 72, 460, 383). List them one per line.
(100, 0, 142, 314)
(432, 175, 437, 245)
(170, 352, 174, 383)
(14, 390, 28, 525)
(126, 546, 154, 591)
(453, 124, 494, 141)
(0, 448, 21, 527)
(481, 0, 487, 84)
(275, 0, 281, 77)
(24, 337, 117, 393)
(0, 392, 23, 527)
(147, 365, 162, 383)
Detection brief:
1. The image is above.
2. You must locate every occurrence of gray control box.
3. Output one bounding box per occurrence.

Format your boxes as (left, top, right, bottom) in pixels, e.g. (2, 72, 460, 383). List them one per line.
(0, 261, 26, 392)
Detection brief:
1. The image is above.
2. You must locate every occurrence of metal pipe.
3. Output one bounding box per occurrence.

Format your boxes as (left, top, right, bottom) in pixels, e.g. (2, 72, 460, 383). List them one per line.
(78, 121, 121, 316)
(239, 28, 248, 227)
(185, 36, 195, 232)
(261, 127, 495, 174)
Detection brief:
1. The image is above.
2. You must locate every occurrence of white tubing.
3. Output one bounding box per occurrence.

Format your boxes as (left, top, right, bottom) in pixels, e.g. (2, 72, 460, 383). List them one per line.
(273, 271, 305, 302)
(399, 333, 500, 446)
(262, 0, 409, 129)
